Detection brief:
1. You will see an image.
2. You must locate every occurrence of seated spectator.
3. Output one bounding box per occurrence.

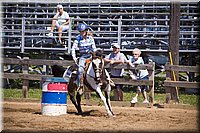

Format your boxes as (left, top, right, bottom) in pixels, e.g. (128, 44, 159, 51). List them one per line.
(128, 48, 149, 104)
(47, 4, 70, 45)
(104, 43, 127, 101)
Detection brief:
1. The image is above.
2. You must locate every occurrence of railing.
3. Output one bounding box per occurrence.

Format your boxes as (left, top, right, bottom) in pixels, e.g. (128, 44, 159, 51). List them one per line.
(2, 57, 155, 103)
(2, 1, 199, 54)
(104, 62, 156, 103)
(3, 57, 74, 98)
(163, 63, 200, 103)
(4, 57, 200, 104)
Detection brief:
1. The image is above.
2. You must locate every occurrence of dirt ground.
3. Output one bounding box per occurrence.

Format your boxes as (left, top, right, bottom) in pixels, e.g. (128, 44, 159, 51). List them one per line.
(2, 99, 199, 133)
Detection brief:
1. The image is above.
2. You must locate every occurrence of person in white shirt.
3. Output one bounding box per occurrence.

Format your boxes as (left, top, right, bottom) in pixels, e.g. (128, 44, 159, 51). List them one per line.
(47, 5, 70, 44)
(104, 43, 127, 101)
(128, 48, 149, 104)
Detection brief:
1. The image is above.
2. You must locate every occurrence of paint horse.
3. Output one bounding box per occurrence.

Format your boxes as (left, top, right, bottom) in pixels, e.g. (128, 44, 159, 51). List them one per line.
(63, 49, 115, 117)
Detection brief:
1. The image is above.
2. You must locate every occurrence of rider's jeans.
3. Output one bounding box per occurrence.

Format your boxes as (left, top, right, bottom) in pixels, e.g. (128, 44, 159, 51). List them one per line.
(77, 57, 87, 86)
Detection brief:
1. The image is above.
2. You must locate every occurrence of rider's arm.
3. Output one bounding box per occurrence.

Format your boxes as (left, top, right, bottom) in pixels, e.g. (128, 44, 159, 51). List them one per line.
(71, 40, 78, 61)
(90, 37, 97, 52)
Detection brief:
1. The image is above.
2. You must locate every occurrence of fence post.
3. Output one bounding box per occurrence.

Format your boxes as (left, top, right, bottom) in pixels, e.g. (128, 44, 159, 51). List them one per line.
(22, 57, 29, 98)
(21, 17, 25, 53)
(148, 62, 155, 104)
(164, 62, 179, 103)
(118, 16, 122, 47)
(68, 17, 72, 54)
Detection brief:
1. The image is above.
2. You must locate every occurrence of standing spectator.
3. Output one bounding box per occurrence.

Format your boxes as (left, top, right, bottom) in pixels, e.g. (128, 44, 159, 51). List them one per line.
(104, 43, 127, 101)
(128, 48, 149, 104)
(71, 23, 96, 90)
(47, 4, 70, 45)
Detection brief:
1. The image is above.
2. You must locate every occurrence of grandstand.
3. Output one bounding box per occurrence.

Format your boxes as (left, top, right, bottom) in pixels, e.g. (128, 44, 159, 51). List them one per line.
(1, 0, 199, 64)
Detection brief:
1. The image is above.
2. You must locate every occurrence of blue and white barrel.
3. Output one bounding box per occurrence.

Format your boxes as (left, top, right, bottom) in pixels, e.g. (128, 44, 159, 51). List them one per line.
(41, 77, 68, 116)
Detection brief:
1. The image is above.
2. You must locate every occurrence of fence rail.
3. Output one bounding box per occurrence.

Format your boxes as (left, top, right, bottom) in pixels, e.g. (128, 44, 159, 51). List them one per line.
(2, 57, 155, 103)
(163, 63, 200, 103)
(3, 57, 200, 104)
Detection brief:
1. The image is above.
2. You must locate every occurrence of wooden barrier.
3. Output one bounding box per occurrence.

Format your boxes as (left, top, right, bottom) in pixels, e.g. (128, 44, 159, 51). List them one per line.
(104, 62, 155, 103)
(3, 57, 155, 103)
(3, 57, 74, 98)
(163, 63, 200, 103)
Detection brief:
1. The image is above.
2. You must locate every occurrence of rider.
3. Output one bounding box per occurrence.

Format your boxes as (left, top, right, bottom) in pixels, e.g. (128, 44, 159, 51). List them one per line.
(71, 23, 97, 90)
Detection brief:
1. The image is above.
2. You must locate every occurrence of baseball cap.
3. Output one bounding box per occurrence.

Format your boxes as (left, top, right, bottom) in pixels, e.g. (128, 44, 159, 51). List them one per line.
(57, 4, 63, 9)
(112, 43, 120, 49)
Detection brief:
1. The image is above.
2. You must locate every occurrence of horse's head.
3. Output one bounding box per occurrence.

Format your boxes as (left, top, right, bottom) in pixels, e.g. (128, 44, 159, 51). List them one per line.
(91, 49, 104, 84)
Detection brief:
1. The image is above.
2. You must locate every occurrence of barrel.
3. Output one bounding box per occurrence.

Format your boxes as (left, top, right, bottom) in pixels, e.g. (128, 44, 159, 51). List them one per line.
(41, 77, 68, 116)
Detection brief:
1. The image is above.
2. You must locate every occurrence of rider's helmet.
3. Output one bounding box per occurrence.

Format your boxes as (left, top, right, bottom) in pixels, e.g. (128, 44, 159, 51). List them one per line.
(77, 23, 88, 31)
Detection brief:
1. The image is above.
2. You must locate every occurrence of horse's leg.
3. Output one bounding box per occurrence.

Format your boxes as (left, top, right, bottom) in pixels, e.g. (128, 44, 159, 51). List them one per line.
(104, 84, 114, 115)
(95, 85, 114, 117)
(76, 91, 83, 114)
(69, 91, 79, 112)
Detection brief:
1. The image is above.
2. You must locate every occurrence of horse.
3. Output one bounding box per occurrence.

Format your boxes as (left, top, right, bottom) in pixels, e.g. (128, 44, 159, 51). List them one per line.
(62, 49, 115, 117)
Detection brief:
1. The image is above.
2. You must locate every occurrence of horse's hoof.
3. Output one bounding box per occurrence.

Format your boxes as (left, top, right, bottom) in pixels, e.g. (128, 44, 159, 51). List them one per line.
(76, 113, 82, 115)
(76, 112, 82, 115)
(108, 114, 115, 118)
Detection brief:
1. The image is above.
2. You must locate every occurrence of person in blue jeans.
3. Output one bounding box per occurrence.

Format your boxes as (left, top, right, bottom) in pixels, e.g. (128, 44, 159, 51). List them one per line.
(71, 23, 96, 89)
(128, 48, 149, 104)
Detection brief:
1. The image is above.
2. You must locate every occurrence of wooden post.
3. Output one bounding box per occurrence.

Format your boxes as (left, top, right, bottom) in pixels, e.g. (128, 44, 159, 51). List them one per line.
(164, 62, 179, 103)
(148, 62, 155, 104)
(22, 57, 29, 98)
(165, 62, 172, 103)
(84, 87, 91, 106)
(188, 53, 195, 82)
(168, 1, 180, 103)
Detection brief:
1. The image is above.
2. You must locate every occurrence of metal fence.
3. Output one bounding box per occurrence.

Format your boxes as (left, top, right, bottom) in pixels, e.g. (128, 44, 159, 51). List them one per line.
(1, 1, 199, 54)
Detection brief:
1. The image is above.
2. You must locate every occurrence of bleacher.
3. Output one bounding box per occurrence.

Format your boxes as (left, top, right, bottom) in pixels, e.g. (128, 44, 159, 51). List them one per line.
(1, 1, 199, 58)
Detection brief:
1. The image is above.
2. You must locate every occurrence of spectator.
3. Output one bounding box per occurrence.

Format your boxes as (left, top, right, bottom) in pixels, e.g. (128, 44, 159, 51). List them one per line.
(71, 23, 96, 90)
(104, 43, 127, 101)
(47, 4, 70, 45)
(128, 48, 149, 104)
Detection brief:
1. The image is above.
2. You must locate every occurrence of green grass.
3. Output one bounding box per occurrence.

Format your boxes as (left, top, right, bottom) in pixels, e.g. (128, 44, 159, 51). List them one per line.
(2, 88, 199, 106)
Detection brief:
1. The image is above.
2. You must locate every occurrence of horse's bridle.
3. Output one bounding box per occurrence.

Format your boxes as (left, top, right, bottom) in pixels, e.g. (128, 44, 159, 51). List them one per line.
(92, 56, 104, 85)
